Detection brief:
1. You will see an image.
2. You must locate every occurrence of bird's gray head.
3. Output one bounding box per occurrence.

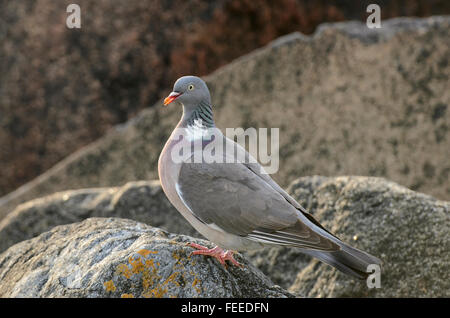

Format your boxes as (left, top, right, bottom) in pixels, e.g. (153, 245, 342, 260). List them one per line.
(164, 76, 214, 127)
(164, 76, 211, 109)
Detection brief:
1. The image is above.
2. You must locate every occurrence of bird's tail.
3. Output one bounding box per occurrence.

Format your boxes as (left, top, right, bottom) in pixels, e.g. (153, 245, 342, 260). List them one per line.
(295, 207, 382, 279)
(303, 242, 382, 280)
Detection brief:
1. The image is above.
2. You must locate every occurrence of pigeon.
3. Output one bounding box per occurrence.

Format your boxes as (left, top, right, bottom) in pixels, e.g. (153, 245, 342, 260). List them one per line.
(158, 75, 381, 279)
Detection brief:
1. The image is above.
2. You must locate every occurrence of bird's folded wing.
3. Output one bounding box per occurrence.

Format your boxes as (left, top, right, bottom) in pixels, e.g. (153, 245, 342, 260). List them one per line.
(176, 158, 338, 251)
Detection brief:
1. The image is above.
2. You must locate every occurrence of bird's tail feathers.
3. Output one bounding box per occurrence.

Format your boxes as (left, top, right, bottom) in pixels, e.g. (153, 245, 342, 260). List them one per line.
(296, 209, 381, 280)
(303, 242, 382, 280)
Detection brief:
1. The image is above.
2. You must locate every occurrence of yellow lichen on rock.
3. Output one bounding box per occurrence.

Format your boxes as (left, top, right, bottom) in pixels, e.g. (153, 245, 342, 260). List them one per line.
(137, 249, 158, 257)
(129, 255, 145, 274)
(142, 285, 168, 298)
(163, 272, 179, 287)
(116, 263, 132, 279)
(121, 293, 134, 298)
(172, 251, 180, 262)
(111, 248, 196, 298)
(142, 262, 160, 291)
(103, 280, 116, 292)
(145, 258, 156, 270)
(192, 277, 202, 294)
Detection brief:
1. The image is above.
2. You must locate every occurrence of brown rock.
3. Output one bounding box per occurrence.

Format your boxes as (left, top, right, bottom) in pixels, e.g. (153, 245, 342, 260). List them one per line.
(1, 1, 449, 200)
(1, 16, 449, 220)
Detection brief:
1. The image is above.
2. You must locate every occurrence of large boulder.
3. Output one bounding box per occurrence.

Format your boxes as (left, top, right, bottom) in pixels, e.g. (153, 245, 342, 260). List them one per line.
(0, 181, 200, 254)
(0, 217, 292, 298)
(0, 0, 229, 198)
(1, 16, 449, 220)
(285, 176, 449, 297)
(2, 0, 445, 200)
(1, 176, 448, 297)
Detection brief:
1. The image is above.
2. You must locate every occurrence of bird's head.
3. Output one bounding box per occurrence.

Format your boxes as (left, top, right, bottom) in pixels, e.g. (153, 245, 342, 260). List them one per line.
(164, 76, 211, 111)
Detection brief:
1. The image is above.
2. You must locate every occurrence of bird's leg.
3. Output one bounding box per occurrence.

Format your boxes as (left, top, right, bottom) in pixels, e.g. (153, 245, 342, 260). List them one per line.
(187, 242, 210, 250)
(187, 243, 242, 267)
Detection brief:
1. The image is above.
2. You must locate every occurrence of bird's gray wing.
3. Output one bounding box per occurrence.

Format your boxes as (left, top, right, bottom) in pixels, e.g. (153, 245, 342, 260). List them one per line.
(230, 136, 342, 241)
(243, 158, 342, 241)
(176, 159, 338, 251)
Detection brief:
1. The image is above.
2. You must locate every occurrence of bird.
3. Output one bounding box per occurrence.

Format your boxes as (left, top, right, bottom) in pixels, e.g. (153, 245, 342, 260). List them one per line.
(158, 75, 381, 279)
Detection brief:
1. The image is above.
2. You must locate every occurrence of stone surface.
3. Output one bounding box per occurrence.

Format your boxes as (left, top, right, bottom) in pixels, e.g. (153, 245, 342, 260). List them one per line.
(244, 247, 311, 290)
(2, 175, 448, 297)
(1, 16, 449, 220)
(0, 181, 200, 254)
(285, 176, 449, 297)
(0, 217, 293, 298)
(2, 1, 447, 199)
(0, 0, 226, 197)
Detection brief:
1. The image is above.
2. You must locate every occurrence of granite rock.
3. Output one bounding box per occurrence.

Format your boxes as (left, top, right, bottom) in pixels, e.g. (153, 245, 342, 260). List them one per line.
(2, 16, 449, 220)
(0, 181, 200, 254)
(0, 217, 293, 298)
(285, 176, 449, 297)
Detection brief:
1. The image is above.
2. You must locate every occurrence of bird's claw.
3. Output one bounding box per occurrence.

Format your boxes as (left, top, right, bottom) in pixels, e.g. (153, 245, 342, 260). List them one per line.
(187, 242, 242, 268)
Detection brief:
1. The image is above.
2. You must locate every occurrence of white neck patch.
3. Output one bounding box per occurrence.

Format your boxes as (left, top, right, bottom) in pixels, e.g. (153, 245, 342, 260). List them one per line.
(186, 119, 209, 141)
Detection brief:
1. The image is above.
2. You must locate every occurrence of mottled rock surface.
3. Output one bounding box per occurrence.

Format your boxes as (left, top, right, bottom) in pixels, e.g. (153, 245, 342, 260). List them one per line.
(2, 16, 449, 220)
(0, 0, 227, 198)
(0, 181, 200, 254)
(2, 1, 447, 199)
(0, 218, 292, 298)
(2, 176, 448, 297)
(284, 176, 449, 297)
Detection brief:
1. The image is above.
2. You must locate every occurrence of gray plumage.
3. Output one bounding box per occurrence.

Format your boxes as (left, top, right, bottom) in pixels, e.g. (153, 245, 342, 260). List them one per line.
(187, 100, 215, 128)
(159, 75, 381, 279)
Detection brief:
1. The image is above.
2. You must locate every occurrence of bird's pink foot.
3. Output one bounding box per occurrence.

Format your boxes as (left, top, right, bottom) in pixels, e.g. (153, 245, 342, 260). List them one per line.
(188, 243, 242, 267)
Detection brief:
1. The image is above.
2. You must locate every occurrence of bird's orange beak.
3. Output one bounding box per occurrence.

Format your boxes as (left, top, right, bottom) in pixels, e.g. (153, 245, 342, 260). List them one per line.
(163, 92, 182, 106)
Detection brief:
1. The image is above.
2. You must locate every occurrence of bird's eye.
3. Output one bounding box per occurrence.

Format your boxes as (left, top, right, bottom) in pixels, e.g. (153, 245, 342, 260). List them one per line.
(188, 84, 195, 91)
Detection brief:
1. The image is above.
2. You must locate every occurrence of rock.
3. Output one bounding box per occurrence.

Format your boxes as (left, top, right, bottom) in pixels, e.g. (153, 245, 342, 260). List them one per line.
(283, 176, 450, 297)
(0, 0, 228, 198)
(2, 176, 449, 297)
(2, 1, 446, 201)
(0, 217, 293, 298)
(244, 247, 311, 290)
(0, 181, 200, 254)
(2, 16, 449, 220)
(0, 179, 310, 291)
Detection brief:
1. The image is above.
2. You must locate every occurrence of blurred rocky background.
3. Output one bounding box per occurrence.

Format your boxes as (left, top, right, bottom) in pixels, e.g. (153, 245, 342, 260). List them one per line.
(1, 0, 449, 200)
